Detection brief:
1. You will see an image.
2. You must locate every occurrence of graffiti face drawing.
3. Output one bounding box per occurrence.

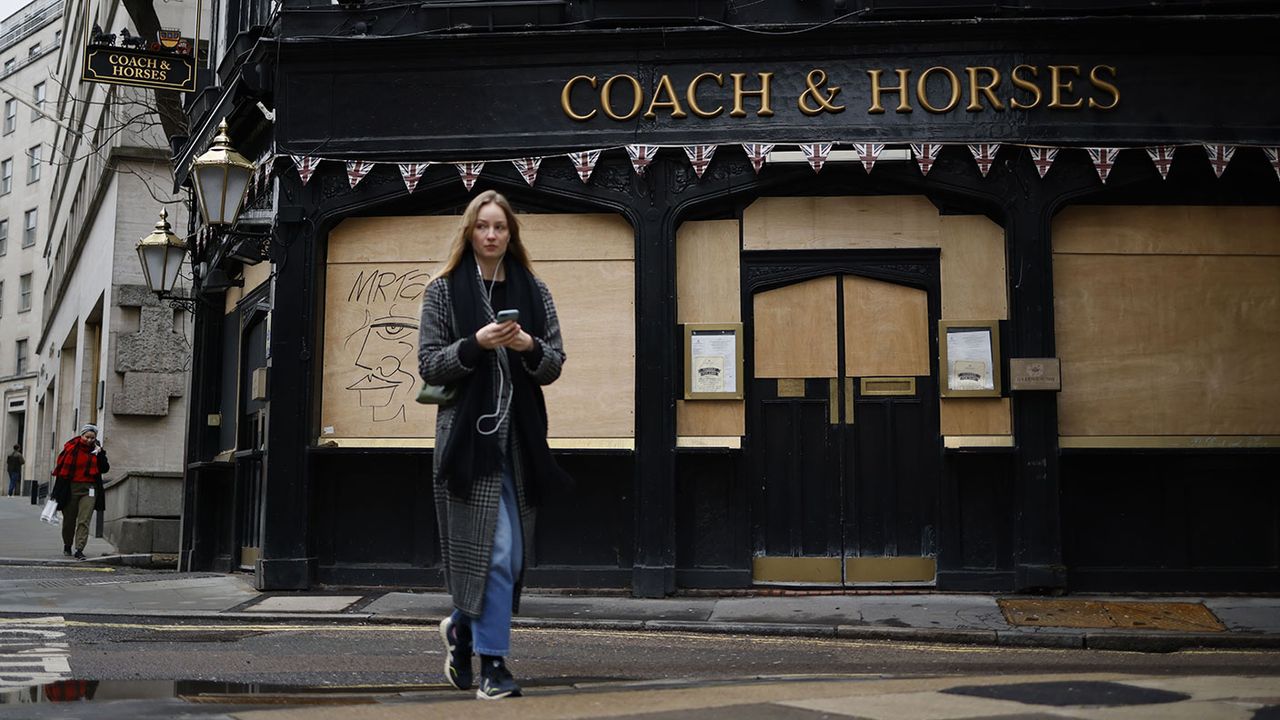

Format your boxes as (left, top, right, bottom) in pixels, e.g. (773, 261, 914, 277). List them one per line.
(345, 307, 419, 422)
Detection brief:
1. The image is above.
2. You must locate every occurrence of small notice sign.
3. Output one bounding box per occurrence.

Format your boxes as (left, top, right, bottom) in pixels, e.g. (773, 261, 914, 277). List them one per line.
(1009, 358, 1062, 391)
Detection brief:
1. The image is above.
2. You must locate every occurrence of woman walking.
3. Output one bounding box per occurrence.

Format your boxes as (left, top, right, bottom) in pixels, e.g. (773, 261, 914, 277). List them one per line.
(51, 424, 109, 560)
(419, 190, 568, 700)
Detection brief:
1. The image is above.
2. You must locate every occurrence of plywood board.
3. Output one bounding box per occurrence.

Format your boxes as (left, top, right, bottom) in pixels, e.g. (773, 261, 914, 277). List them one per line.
(320, 213, 635, 442)
(743, 196, 942, 250)
(537, 261, 635, 438)
(938, 215, 1008, 320)
(1054, 206, 1280, 256)
(1054, 253, 1280, 436)
(328, 214, 633, 265)
(843, 275, 929, 378)
(677, 220, 741, 324)
(940, 397, 1012, 436)
(753, 276, 837, 378)
(676, 399, 745, 437)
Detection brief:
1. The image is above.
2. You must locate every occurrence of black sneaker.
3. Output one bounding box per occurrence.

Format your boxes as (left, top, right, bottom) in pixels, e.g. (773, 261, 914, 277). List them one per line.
(63, 545, 72, 556)
(72, 549, 86, 561)
(476, 657, 521, 700)
(439, 616, 472, 690)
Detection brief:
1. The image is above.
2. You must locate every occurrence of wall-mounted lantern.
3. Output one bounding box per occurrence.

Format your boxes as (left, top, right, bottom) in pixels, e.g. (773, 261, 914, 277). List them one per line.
(191, 119, 254, 227)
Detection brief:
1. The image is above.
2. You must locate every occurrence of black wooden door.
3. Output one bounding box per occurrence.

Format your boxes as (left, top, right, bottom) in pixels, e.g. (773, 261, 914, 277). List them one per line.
(749, 263, 940, 585)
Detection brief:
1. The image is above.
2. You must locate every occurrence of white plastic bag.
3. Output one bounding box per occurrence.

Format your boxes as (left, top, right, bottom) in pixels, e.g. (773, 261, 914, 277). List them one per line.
(39, 498, 59, 524)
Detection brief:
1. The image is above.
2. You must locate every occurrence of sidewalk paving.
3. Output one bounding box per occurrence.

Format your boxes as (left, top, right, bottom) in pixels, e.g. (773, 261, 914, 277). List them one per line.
(2, 496, 1278, 653)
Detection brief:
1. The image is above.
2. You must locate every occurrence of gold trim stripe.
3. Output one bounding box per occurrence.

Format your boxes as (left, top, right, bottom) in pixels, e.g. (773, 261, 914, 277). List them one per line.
(943, 435, 1015, 449)
(752, 557, 842, 584)
(676, 436, 742, 449)
(845, 557, 937, 584)
(1059, 436, 1280, 449)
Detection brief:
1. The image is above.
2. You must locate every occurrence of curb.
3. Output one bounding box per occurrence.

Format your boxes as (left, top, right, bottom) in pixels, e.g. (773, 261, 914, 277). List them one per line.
(0, 605, 1271, 651)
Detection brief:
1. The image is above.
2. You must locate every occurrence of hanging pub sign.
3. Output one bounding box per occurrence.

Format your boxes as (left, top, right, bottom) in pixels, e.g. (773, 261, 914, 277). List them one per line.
(80, 0, 202, 92)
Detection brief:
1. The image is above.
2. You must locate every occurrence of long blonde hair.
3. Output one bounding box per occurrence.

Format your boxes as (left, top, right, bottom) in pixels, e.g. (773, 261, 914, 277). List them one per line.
(433, 190, 533, 281)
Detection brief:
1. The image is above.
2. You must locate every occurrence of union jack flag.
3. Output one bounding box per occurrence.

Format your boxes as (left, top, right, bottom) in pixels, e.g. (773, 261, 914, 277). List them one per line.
(1264, 147, 1280, 181)
(799, 143, 833, 173)
(1086, 148, 1120, 183)
(568, 150, 602, 183)
(626, 145, 659, 176)
(512, 157, 543, 186)
(399, 163, 430, 194)
(291, 155, 320, 186)
(741, 143, 774, 174)
(683, 144, 717, 178)
(1145, 146, 1176, 180)
(455, 161, 484, 191)
(910, 143, 940, 176)
(967, 143, 1000, 177)
(346, 160, 375, 189)
(852, 143, 884, 173)
(1029, 147, 1059, 179)
(1203, 144, 1235, 178)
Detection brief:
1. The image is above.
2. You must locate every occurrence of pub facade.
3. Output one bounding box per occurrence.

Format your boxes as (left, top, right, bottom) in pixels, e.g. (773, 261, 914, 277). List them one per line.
(174, 1, 1280, 593)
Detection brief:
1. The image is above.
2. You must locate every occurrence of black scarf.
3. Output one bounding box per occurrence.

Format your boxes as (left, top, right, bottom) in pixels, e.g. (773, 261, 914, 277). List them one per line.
(438, 250, 570, 505)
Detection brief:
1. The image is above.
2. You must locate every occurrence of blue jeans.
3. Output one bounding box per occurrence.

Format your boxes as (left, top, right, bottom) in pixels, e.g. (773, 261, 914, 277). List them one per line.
(452, 466, 522, 657)
(6, 471, 18, 496)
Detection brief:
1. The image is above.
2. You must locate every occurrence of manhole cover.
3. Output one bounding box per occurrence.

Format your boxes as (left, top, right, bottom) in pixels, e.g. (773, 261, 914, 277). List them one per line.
(998, 599, 1225, 632)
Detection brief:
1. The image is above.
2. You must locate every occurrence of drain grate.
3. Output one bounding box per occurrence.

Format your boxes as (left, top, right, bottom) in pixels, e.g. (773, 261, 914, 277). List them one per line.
(998, 599, 1225, 632)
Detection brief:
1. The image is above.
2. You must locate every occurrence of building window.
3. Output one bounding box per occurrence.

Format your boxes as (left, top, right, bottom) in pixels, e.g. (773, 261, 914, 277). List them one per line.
(3, 99, 13, 134)
(26, 145, 40, 183)
(0, 280, 4, 315)
(0, 220, 6, 255)
(15, 339, 27, 374)
(53, 30, 61, 45)
(22, 209, 35, 247)
(2, 59, 12, 74)
(18, 273, 31, 312)
(28, 43, 39, 57)
(31, 82, 45, 120)
(1, 158, 10, 194)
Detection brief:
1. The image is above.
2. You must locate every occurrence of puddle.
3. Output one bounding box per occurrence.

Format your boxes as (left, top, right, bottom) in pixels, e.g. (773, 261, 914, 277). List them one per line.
(0, 679, 437, 707)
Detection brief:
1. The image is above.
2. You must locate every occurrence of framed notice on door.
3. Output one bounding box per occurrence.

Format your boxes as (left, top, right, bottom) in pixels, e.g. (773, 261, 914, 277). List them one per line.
(683, 323, 744, 399)
(939, 320, 1001, 397)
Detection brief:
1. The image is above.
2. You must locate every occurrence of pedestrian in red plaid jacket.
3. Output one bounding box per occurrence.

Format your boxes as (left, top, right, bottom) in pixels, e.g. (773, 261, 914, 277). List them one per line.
(50, 424, 109, 560)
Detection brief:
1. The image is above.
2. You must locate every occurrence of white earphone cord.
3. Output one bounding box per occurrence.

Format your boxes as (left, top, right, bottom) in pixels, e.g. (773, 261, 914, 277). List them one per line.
(476, 256, 513, 436)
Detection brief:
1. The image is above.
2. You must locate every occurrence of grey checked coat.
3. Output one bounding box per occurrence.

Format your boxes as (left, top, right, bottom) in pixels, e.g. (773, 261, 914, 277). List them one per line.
(418, 272, 565, 617)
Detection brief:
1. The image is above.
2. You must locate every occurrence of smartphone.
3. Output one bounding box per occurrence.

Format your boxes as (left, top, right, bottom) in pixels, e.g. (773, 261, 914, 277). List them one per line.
(495, 309, 520, 324)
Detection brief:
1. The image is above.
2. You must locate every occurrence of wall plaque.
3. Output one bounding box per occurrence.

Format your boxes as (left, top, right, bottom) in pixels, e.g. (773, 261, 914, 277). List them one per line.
(1009, 358, 1062, 391)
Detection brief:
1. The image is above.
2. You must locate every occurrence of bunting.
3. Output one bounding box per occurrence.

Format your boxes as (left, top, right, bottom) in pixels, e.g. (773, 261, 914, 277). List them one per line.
(1145, 146, 1176, 180)
(1086, 147, 1120, 183)
(291, 155, 320, 185)
(1029, 148, 1059, 179)
(683, 144, 717, 178)
(512, 157, 543, 186)
(742, 143, 774, 174)
(569, 150, 602, 183)
(626, 145, 659, 176)
(799, 143, 833, 173)
(1203, 144, 1235, 178)
(967, 144, 1000, 177)
(910, 143, 940, 176)
(1264, 148, 1280, 181)
(853, 143, 885, 173)
(398, 163, 430, 194)
(455, 161, 484, 191)
(346, 160, 375, 188)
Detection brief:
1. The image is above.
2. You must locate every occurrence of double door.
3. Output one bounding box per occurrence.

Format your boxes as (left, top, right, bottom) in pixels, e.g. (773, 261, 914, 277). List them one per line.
(749, 267, 941, 585)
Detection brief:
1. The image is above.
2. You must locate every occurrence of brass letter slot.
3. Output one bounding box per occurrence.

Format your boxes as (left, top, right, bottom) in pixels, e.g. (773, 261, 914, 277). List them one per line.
(776, 378, 806, 398)
(860, 377, 917, 396)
